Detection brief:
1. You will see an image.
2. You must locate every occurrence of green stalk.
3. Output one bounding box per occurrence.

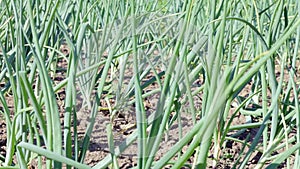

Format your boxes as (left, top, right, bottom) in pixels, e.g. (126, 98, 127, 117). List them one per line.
(196, 0, 228, 167)
(145, 1, 193, 167)
(25, 1, 62, 168)
(130, 1, 147, 168)
(293, 1, 300, 168)
(79, 5, 130, 163)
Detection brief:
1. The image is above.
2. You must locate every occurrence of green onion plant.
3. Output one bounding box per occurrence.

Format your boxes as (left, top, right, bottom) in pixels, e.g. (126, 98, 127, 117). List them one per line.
(0, 0, 300, 168)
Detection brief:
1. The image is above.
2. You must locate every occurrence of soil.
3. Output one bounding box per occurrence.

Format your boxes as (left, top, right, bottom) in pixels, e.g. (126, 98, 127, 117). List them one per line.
(0, 48, 299, 168)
